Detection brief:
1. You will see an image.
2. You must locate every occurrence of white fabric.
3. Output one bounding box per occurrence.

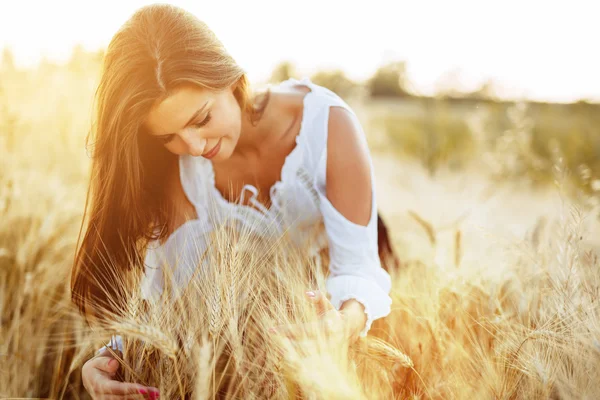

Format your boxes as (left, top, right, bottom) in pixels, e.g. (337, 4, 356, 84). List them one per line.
(97, 77, 392, 355)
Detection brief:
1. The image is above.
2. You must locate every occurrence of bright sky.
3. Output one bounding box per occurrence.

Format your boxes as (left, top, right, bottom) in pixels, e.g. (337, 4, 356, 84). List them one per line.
(1, 0, 598, 102)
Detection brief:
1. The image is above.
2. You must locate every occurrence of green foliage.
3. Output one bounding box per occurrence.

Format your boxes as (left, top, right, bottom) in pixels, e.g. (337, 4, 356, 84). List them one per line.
(465, 79, 499, 101)
(367, 61, 409, 98)
(377, 99, 475, 174)
(1, 47, 15, 72)
(309, 70, 358, 100)
(528, 102, 600, 187)
(0, 83, 18, 153)
(269, 61, 297, 84)
(370, 96, 600, 187)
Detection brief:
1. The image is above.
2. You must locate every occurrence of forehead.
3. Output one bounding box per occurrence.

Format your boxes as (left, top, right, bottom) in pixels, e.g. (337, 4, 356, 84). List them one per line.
(145, 85, 213, 136)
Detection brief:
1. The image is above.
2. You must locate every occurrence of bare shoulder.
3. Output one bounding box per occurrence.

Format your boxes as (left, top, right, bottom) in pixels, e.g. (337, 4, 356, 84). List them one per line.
(270, 83, 311, 114)
(325, 106, 373, 226)
(257, 83, 310, 138)
(326, 106, 365, 143)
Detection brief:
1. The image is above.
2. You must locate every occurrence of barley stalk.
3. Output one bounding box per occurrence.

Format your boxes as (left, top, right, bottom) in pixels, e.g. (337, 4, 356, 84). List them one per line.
(408, 210, 436, 246)
(355, 336, 413, 369)
(106, 321, 179, 359)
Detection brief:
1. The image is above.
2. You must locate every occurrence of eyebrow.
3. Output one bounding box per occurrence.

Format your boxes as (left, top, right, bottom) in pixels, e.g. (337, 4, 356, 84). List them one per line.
(155, 100, 209, 138)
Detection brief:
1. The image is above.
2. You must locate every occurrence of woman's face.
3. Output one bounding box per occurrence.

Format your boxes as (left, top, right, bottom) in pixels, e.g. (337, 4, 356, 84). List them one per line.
(144, 83, 242, 161)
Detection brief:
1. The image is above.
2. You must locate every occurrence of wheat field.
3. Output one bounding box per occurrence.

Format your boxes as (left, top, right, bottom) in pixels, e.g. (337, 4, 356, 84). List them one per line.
(2, 59, 600, 399)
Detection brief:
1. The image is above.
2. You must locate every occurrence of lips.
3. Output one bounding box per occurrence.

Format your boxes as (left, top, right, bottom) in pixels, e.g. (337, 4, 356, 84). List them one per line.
(202, 138, 222, 159)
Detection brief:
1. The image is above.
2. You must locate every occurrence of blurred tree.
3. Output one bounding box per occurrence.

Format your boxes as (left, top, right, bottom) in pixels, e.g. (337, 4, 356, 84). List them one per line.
(466, 79, 499, 101)
(310, 69, 357, 99)
(68, 44, 87, 74)
(92, 48, 105, 66)
(367, 61, 409, 98)
(1, 47, 15, 73)
(38, 56, 59, 74)
(0, 83, 18, 152)
(269, 61, 297, 83)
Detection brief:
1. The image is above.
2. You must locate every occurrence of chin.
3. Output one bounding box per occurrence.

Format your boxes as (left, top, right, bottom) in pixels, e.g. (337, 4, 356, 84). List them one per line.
(210, 139, 234, 162)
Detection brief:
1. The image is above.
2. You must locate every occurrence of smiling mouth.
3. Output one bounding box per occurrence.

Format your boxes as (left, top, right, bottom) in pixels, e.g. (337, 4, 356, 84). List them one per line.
(202, 138, 222, 159)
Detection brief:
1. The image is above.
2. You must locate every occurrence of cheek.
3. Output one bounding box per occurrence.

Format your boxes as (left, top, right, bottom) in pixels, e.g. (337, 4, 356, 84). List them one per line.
(217, 114, 240, 139)
(229, 108, 242, 137)
(230, 118, 241, 138)
(226, 98, 242, 135)
(213, 97, 241, 140)
(166, 141, 187, 155)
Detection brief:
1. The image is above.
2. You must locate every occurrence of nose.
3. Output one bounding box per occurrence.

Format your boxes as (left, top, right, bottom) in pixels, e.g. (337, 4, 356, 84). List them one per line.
(180, 129, 206, 156)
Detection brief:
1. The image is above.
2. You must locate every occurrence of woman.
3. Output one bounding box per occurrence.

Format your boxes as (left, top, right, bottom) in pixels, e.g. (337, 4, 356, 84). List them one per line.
(72, 4, 397, 398)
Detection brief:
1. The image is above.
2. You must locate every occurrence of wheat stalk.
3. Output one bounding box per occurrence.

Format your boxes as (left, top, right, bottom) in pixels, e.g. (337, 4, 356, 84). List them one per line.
(106, 321, 179, 359)
(408, 210, 436, 246)
(455, 229, 462, 267)
(192, 335, 214, 400)
(356, 336, 414, 369)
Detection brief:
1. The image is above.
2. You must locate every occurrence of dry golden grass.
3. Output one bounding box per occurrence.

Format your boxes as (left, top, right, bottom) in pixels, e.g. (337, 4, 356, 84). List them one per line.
(2, 62, 600, 399)
(4, 147, 600, 398)
(83, 215, 415, 399)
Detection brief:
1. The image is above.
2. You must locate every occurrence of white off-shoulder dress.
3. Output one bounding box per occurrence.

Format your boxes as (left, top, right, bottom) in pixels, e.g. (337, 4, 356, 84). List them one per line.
(97, 77, 392, 355)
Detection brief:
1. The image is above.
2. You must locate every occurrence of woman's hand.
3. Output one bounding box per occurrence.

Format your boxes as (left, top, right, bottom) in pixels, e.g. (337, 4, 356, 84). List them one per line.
(269, 290, 363, 344)
(82, 349, 160, 399)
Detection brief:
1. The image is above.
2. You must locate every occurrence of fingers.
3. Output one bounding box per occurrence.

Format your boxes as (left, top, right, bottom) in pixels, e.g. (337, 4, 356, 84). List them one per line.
(305, 290, 335, 315)
(95, 395, 147, 400)
(92, 355, 121, 375)
(88, 376, 160, 399)
(267, 289, 340, 343)
(82, 356, 119, 395)
(104, 380, 160, 398)
(89, 378, 160, 400)
(83, 356, 160, 400)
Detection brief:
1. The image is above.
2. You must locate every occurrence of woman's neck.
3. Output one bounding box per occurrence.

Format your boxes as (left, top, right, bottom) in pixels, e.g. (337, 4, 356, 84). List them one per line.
(232, 89, 299, 160)
(234, 110, 266, 157)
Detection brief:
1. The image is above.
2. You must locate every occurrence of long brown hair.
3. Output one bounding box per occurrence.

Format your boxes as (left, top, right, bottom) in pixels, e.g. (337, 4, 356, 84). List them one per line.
(377, 213, 401, 272)
(70, 4, 266, 323)
(71, 4, 400, 325)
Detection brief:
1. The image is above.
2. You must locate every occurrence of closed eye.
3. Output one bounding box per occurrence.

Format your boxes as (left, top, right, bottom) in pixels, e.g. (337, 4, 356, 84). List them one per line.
(194, 111, 212, 129)
(158, 112, 212, 145)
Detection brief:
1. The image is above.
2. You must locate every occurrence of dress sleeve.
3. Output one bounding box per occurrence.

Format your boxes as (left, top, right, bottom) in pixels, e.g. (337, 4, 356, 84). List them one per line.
(314, 110, 392, 338)
(95, 334, 124, 356)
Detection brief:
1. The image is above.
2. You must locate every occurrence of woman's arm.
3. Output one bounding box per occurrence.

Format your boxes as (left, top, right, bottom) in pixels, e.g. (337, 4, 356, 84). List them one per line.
(317, 105, 393, 337)
(84, 337, 159, 398)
